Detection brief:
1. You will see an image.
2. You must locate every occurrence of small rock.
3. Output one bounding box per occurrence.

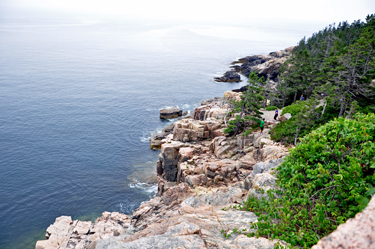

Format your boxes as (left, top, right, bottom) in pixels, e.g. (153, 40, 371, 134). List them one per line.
(160, 108, 183, 119)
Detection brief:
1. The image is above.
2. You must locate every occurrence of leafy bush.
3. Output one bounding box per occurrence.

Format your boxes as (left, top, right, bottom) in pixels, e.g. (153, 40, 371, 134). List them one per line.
(271, 99, 340, 145)
(265, 106, 279, 111)
(280, 101, 306, 116)
(244, 113, 375, 248)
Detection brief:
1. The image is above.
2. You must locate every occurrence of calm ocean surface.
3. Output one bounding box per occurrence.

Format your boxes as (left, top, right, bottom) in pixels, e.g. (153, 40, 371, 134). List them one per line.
(0, 17, 323, 248)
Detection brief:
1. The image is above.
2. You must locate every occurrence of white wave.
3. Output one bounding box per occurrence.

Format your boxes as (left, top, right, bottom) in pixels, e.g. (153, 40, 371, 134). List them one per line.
(119, 202, 139, 214)
(160, 105, 179, 110)
(145, 184, 158, 193)
(139, 127, 165, 143)
(140, 136, 149, 143)
(146, 107, 159, 111)
(128, 181, 158, 195)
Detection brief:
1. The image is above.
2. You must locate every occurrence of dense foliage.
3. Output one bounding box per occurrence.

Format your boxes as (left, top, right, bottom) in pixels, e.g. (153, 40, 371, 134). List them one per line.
(270, 99, 340, 144)
(265, 106, 280, 111)
(276, 14, 375, 110)
(243, 113, 375, 248)
(270, 15, 375, 144)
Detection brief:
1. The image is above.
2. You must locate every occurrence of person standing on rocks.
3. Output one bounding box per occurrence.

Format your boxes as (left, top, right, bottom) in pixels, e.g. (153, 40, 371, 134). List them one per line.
(260, 118, 265, 135)
(274, 108, 279, 121)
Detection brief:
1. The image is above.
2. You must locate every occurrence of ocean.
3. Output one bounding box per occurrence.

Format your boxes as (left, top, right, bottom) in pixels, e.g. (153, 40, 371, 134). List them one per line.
(0, 17, 324, 248)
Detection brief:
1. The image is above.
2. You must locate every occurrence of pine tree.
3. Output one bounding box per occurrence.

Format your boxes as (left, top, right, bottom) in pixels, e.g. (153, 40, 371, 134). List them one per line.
(224, 72, 264, 136)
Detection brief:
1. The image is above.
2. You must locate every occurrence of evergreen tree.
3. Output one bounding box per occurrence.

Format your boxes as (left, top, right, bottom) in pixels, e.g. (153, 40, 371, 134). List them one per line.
(224, 72, 264, 136)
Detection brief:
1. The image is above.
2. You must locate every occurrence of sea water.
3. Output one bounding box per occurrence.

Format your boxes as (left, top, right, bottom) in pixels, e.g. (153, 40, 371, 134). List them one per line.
(0, 17, 324, 248)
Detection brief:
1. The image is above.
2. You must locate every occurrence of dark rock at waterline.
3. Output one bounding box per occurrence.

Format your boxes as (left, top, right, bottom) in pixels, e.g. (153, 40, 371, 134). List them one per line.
(231, 55, 268, 66)
(160, 108, 182, 119)
(214, 70, 241, 83)
(229, 47, 294, 81)
(232, 86, 248, 92)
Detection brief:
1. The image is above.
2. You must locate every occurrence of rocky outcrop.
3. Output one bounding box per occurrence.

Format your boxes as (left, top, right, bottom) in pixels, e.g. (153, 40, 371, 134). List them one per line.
(36, 90, 291, 249)
(193, 96, 231, 122)
(93, 198, 285, 249)
(160, 108, 182, 119)
(230, 46, 294, 81)
(157, 141, 184, 182)
(35, 212, 131, 249)
(150, 123, 175, 150)
(38, 50, 374, 249)
(214, 70, 241, 82)
(278, 113, 292, 122)
(172, 118, 226, 142)
(312, 195, 375, 249)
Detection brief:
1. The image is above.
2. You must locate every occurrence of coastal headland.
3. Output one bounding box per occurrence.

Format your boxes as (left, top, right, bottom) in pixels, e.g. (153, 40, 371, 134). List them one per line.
(35, 48, 375, 249)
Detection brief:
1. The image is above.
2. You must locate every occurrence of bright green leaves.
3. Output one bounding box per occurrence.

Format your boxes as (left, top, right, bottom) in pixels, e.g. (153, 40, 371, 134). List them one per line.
(244, 113, 375, 248)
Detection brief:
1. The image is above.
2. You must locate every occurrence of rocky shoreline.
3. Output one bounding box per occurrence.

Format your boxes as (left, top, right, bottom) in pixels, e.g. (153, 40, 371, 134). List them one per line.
(36, 48, 374, 249)
(214, 47, 294, 83)
(36, 94, 290, 249)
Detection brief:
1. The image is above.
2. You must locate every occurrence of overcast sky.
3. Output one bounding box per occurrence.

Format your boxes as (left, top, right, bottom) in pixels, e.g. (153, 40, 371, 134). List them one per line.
(1, 0, 374, 24)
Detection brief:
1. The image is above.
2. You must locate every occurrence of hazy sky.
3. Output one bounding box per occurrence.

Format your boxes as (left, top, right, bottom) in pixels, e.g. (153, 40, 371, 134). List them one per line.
(1, 0, 374, 24)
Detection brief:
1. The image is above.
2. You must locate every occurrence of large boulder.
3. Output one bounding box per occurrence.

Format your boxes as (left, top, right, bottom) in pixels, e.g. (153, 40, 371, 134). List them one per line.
(283, 113, 292, 120)
(160, 108, 182, 119)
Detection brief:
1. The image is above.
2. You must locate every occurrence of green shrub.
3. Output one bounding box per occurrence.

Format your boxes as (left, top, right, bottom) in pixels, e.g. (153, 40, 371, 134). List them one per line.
(265, 106, 279, 111)
(244, 113, 375, 248)
(270, 100, 340, 145)
(280, 101, 306, 116)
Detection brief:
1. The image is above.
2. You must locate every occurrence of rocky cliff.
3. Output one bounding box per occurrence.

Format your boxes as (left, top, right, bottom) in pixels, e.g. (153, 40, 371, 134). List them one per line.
(36, 96, 291, 249)
(36, 78, 374, 249)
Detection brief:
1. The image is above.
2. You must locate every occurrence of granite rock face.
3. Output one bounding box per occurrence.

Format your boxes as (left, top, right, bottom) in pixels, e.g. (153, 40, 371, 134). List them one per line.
(35, 212, 131, 249)
(157, 142, 183, 182)
(37, 89, 294, 249)
(37, 50, 373, 249)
